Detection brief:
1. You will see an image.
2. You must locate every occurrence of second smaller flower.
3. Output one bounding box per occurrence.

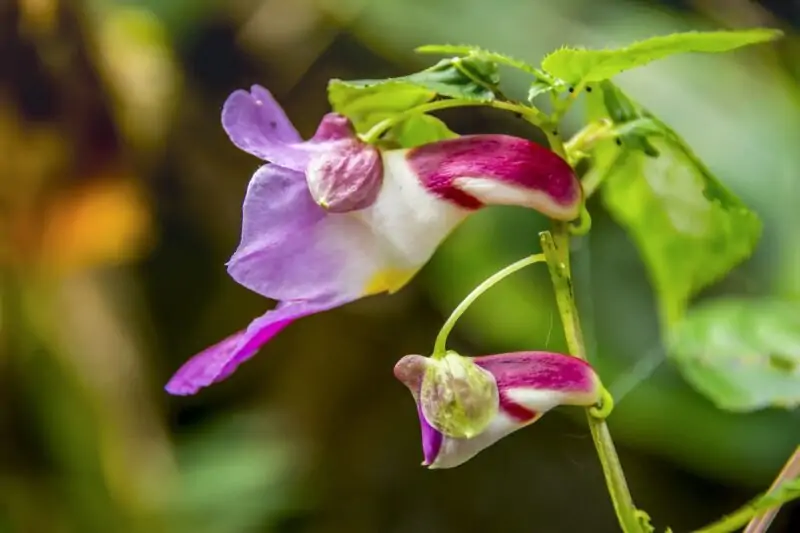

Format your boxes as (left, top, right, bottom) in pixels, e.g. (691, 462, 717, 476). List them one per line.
(394, 351, 602, 468)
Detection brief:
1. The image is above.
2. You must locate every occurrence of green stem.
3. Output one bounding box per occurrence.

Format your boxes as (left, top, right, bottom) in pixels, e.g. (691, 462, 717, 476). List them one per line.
(511, 101, 644, 533)
(580, 151, 623, 199)
(361, 99, 484, 143)
(540, 227, 644, 533)
(488, 99, 551, 130)
(693, 472, 800, 533)
(432, 253, 546, 358)
(564, 119, 615, 166)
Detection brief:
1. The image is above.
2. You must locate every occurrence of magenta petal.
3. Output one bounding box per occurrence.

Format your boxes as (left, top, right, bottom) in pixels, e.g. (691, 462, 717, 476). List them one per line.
(165, 296, 349, 395)
(475, 352, 598, 395)
(475, 351, 601, 414)
(221, 85, 308, 170)
(407, 135, 582, 219)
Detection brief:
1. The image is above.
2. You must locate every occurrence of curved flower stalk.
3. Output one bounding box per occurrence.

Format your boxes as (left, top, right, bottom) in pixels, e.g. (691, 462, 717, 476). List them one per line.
(165, 85, 582, 395)
(394, 351, 602, 468)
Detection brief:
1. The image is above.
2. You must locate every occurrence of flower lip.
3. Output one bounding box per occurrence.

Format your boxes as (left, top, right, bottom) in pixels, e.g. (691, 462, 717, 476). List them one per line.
(406, 135, 582, 219)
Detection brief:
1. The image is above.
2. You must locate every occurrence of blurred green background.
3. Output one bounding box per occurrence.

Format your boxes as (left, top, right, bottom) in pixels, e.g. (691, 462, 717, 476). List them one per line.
(1, 0, 799, 532)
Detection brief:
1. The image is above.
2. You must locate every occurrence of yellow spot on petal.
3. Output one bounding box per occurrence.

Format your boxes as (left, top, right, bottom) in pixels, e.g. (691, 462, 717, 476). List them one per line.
(364, 267, 418, 295)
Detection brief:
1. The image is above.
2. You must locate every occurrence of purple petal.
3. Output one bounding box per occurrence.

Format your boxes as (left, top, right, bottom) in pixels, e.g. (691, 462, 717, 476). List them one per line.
(227, 163, 420, 302)
(394, 355, 445, 465)
(222, 85, 309, 170)
(407, 135, 582, 219)
(417, 403, 444, 466)
(165, 296, 348, 395)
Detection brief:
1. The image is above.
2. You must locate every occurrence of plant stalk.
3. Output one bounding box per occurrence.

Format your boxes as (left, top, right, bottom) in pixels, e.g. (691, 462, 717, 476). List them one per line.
(540, 227, 644, 533)
(743, 446, 800, 533)
(693, 470, 800, 533)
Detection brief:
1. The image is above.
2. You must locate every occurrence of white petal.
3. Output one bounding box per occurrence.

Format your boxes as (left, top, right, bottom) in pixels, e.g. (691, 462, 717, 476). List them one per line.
(428, 411, 535, 469)
(453, 177, 578, 220)
(347, 149, 471, 294)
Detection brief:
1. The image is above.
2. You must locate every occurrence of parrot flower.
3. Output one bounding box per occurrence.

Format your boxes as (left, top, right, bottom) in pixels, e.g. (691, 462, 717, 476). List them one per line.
(166, 85, 582, 395)
(394, 351, 602, 468)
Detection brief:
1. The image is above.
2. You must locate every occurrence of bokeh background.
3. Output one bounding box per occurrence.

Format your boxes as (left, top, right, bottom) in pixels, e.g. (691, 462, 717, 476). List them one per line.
(1, 0, 799, 532)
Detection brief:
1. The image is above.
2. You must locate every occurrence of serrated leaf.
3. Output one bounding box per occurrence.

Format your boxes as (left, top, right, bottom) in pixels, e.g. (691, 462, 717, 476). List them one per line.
(589, 84, 762, 327)
(327, 79, 457, 148)
(542, 28, 782, 85)
(416, 43, 552, 81)
(670, 298, 800, 411)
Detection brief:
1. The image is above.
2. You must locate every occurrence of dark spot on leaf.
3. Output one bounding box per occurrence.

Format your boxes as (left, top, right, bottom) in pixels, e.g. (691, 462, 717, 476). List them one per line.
(552, 130, 558, 136)
(615, 138, 623, 146)
(586, 86, 592, 93)
(768, 353, 796, 373)
(514, 112, 524, 119)
(568, 87, 575, 93)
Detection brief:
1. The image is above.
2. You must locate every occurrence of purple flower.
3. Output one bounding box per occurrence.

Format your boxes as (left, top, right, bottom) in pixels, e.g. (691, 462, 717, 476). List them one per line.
(165, 85, 582, 395)
(394, 351, 601, 468)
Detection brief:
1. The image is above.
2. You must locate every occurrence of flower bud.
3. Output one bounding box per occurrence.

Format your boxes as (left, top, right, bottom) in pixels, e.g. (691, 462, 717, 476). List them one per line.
(395, 351, 603, 468)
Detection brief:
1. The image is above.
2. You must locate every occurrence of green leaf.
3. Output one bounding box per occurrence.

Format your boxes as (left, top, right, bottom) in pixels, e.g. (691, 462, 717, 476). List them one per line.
(328, 55, 500, 143)
(328, 57, 498, 146)
(542, 28, 782, 85)
(670, 298, 800, 411)
(327, 79, 458, 148)
(403, 57, 500, 100)
(611, 117, 664, 138)
(336, 57, 500, 102)
(327, 79, 434, 132)
(591, 85, 761, 327)
(390, 113, 458, 147)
